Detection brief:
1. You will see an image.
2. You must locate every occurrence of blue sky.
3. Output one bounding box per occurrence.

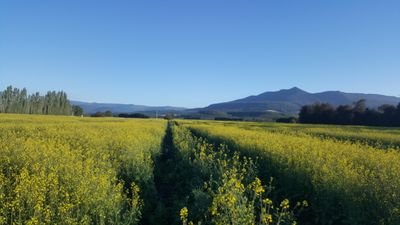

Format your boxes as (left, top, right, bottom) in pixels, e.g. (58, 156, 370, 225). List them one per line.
(1, 1, 399, 107)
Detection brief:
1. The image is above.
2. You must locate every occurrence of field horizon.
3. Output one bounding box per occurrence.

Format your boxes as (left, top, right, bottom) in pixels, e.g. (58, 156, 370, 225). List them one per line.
(1, 1, 399, 224)
(0, 113, 399, 224)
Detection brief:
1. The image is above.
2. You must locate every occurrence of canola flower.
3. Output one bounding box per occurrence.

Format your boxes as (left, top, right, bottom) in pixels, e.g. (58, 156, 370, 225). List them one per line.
(172, 123, 301, 225)
(201, 120, 400, 149)
(183, 121, 400, 225)
(261, 213, 273, 224)
(280, 199, 290, 210)
(0, 114, 166, 225)
(250, 178, 265, 196)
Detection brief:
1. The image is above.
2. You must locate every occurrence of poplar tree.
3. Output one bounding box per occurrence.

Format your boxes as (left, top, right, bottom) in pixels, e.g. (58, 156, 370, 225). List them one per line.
(0, 85, 72, 115)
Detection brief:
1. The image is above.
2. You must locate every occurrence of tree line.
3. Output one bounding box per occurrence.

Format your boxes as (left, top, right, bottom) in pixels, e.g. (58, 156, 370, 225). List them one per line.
(0, 86, 74, 115)
(299, 99, 400, 127)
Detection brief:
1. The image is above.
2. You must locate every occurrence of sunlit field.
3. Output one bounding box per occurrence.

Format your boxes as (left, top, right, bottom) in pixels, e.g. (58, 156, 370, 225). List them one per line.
(1, 114, 399, 225)
(181, 120, 400, 225)
(0, 114, 166, 225)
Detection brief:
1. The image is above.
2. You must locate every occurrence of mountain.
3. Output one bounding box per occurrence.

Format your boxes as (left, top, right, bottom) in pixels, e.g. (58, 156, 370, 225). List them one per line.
(72, 88, 400, 119)
(203, 87, 400, 115)
(70, 101, 186, 114)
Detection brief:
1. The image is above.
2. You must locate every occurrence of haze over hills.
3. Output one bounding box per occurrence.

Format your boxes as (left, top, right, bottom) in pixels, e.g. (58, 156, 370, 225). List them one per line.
(70, 101, 186, 114)
(72, 87, 400, 119)
(201, 87, 400, 114)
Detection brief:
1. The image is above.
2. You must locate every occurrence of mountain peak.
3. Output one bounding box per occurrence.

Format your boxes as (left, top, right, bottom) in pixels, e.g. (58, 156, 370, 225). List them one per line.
(205, 87, 400, 114)
(283, 87, 306, 92)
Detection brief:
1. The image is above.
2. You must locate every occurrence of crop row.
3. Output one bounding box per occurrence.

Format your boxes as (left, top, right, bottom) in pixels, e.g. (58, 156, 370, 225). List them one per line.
(192, 121, 400, 149)
(168, 122, 304, 225)
(185, 122, 400, 225)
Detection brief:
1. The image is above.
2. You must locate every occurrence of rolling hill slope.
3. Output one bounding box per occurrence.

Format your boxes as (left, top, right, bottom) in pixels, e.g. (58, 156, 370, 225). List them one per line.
(203, 87, 400, 114)
(71, 101, 186, 114)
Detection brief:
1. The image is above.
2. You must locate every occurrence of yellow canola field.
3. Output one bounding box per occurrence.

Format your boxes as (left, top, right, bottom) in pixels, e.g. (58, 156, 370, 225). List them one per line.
(197, 120, 400, 149)
(0, 114, 166, 225)
(185, 121, 400, 225)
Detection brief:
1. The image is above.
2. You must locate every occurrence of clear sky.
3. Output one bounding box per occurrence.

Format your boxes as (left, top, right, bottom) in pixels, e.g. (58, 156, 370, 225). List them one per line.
(1, 1, 399, 107)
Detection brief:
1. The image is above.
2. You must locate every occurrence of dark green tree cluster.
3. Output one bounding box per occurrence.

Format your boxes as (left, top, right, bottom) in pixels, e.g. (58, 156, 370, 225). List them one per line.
(72, 105, 84, 116)
(0, 86, 72, 115)
(118, 113, 149, 118)
(276, 117, 298, 123)
(91, 111, 113, 117)
(299, 99, 400, 127)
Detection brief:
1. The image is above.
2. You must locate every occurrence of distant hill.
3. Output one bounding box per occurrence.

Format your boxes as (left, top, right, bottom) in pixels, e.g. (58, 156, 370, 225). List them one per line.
(202, 87, 400, 115)
(71, 101, 186, 114)
(72, 88, 400, 119)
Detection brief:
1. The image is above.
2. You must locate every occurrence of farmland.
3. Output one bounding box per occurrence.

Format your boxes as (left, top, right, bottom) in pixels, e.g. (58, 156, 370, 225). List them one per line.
(0, 114, 399, 225)
(0, 115, 166, 225)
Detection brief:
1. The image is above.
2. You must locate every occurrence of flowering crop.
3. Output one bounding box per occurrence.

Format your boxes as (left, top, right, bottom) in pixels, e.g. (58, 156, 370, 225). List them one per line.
(0, 114, 166, 225)
(171, 123, 302, 225)
(3, 114, 398, 224)
(206, 121, 400, 149)
(184, 121, 400, 225)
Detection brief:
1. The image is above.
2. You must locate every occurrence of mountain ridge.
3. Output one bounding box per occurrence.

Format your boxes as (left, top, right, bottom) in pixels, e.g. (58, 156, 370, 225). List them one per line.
(203, 87, 400, 114)
(71, 87, 400, 117)
(70, 100, 187, 114)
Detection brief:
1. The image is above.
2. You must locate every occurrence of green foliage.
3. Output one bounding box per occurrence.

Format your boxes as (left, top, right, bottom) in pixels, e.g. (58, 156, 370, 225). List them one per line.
(0, 86, 72, 115)
(72, 105, 84, 116)
(299, 100, 400, 127)
(91, 111, 114, 117)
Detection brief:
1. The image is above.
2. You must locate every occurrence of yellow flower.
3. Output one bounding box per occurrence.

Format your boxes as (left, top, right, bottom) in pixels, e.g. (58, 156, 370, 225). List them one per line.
(266, 214, 273, 223)
(180, 207, 189, 220)
(251, 178, 265, 196)
(280, 199, 290, 210)
(263, 198, 273, 205)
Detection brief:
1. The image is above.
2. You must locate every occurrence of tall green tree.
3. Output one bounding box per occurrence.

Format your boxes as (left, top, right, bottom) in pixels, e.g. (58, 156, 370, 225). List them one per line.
(0, 85, 72, 115)
(72, 105, 84, 116)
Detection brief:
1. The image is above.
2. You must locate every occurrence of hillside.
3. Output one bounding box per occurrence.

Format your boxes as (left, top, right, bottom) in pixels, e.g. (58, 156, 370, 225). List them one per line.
(72, 88, 400, 119)
(203, 87, 400, 114)
(71, 101, 186, 114)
